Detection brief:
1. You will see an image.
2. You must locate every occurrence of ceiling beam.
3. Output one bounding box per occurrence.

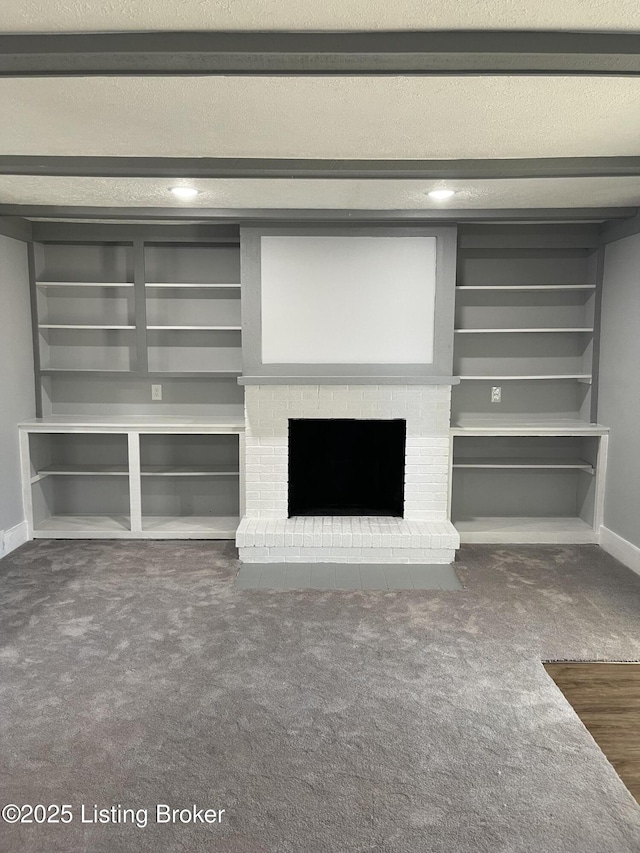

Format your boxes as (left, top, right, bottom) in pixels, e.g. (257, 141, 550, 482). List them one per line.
(600, 212, 640, 244)
(1, 206, 636, 223)
(2, 156, 640, 181)
(1, 30, 640, 77)
(0, 216, 32, 241)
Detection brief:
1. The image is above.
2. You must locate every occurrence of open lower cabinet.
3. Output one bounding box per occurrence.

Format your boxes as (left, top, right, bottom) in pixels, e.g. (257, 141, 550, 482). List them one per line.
(20, 420, 245, 539)
(449, 428, 608, 543)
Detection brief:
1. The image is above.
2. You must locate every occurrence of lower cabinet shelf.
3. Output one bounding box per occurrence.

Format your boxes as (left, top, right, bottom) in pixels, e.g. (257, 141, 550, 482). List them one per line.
(141, 515, 240, 538)
(454, 516, 597, 544)
(32, 514, 240, 539)
(34, 514, 132, 537)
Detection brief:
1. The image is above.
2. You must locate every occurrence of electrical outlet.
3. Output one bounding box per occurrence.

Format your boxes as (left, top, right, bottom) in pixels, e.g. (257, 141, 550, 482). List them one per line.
(491, 386, 502, 403)
(151, 384, 163, 401)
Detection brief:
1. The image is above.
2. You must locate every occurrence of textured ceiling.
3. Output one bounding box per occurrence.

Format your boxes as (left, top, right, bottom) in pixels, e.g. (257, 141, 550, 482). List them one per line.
(1, 0, 640, 32)
(1, 76, 640, 160)
(1, 175, 639, 209)
(2, 9, 640, 211)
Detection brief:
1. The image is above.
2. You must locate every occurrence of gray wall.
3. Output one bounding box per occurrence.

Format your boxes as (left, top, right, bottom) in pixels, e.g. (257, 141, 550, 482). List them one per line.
(0, 234, 35, 534)
(598, 232, 640, 548)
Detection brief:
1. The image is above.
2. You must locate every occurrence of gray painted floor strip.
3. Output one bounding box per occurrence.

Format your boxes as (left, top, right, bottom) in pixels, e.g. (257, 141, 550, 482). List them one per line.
(236, 563, 461, 591)
(384, 565, 414, 589)
(359, 565, 389, 590)
(334, 565, 362, 589)
(310, 564, 336, 589)
(258, 564, 286, 589)
(234, 564, 262, 589)
(283, 564, 312, 589)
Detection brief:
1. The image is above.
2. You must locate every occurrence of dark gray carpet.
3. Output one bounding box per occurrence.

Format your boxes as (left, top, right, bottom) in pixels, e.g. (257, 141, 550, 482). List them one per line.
(1, 541, 640, 853)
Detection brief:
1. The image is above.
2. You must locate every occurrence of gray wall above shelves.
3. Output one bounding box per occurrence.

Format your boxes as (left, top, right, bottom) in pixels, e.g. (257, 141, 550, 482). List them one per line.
(240, 224, 457, 381)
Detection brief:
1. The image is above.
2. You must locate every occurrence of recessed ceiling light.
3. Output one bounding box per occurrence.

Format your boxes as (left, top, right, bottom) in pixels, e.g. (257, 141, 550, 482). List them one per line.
(428, 189, 456, 201)
(170, 186, 199, 199)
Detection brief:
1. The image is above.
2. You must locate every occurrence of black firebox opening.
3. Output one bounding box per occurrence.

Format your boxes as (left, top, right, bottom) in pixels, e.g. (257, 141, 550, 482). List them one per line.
(288, 418, 406, 517)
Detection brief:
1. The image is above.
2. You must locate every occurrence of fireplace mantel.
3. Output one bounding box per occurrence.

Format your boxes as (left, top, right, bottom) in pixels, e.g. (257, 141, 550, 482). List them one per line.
(238, 375, 460, 385)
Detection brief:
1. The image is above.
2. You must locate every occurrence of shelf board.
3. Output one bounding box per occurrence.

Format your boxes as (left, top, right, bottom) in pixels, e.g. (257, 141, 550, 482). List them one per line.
(141, 465, 239, 477)
(145, 282, 241, 289)
(32, 514, 238, 539)
(146, 325, 242, 331)
(40, 369, 241, 378)
(451, 417, 609, 436)
(455, 328, 593, 334)
(34, 514, 131, 536)
(39, 324, 136, 330)
(141, 515, 239, 538)
(31, 464, 240, 480)
(458, 375, 592, 381)
(454, 516, 596, 544)
(20, 414, 245, 431)
(453, 457, 594, 472)
(40, 368, 134, 375)
(36, 281, 134, 288)
(33, 464, 129, 481)
(456, 285, 596, 292)
(146, 371, 242, 378)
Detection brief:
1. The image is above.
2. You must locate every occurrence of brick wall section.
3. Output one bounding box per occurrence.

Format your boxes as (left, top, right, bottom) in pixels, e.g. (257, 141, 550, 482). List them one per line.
(243, 384, 451, 521)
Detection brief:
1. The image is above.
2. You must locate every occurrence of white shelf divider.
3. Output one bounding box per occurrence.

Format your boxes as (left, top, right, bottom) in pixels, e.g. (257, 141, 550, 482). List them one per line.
(128, 433, 143, 535)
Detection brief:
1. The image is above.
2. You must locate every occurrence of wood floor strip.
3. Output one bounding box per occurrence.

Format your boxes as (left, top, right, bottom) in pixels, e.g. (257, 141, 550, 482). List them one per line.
(544, 662, 640, 803)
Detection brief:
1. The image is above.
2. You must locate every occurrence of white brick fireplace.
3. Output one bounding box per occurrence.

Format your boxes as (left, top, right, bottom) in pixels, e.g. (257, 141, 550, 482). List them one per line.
(236, 383, 460, 564)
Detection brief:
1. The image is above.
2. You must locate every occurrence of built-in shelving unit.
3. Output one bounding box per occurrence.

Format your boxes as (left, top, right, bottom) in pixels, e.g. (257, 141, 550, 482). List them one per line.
(449, 427, 608, 544)
(452, 226, 599, 427)
(450, 224, 607, 544)
(20, 418, 245, 540)
(30, 227, 245, 417)
(23, 221, 612, 549)
(143, 242, 242, 376)
(25, 227, 246, 541)
(34, 242, 137, 374)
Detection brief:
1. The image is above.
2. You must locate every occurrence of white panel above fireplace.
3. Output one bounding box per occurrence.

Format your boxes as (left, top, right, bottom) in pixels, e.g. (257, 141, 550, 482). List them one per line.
(260, 235, 437, 364)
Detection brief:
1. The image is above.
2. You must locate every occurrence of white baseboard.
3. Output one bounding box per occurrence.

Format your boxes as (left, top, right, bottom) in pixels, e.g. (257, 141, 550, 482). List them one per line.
(600, 526, 640, 576)
(1, 520, 29, 558)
